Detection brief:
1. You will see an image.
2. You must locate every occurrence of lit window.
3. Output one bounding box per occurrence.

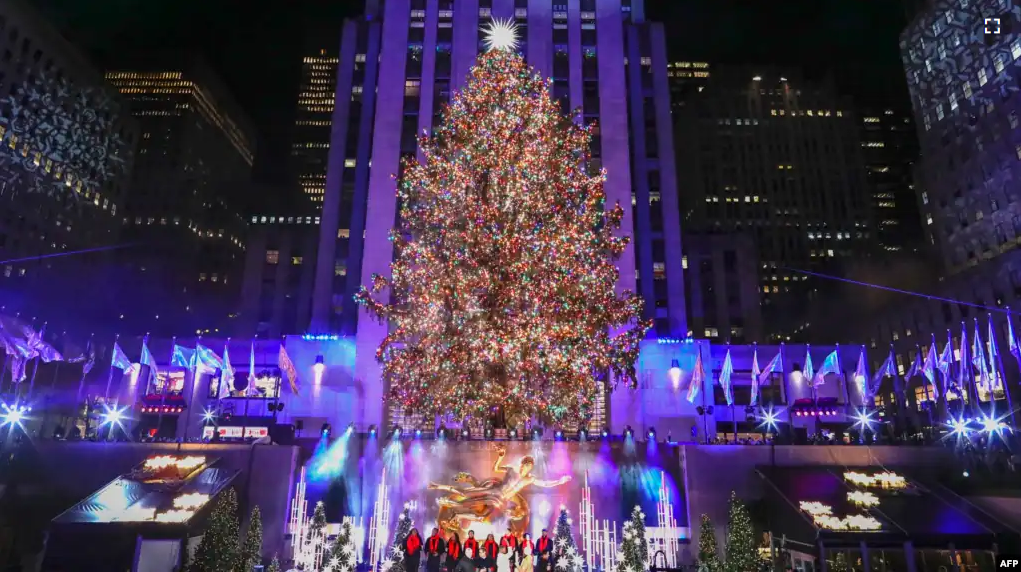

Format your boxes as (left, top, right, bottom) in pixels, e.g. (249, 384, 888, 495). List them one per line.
(1011, 112, 1019, 129)
(681, 256, 688, 269)
(1016, 144, 1021, 160)
(292, 256, 303, 265)
(921, 192, 928, 205)
(994, 56, 1005, 74)
(266, 250, 280, 264)
(978, 67, 988, 86)
(963, 81, 972, 98)
(199, 273, 207, 282)
(936, 104, 945, 121)
(345, 158, 356, 168)
(335, 263, 346, 276)
(925, 59, 932, 73)
(1012, 41, 1021, 61)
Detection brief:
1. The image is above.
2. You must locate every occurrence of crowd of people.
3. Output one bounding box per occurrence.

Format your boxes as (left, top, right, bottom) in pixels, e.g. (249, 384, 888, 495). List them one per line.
(399, 527, 558, 572)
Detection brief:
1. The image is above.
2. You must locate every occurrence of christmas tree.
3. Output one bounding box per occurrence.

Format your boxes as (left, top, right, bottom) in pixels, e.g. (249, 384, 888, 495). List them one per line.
(831, 553, 849, 572)
(189, 487, 240, 572)
(301, 501, 329, 571)
(384, 503, 415, 572)
(355, 20, 650, 426)
(325, 521, 359, 572)
(238, 506, 262, 572)
(696, 514, 721, 572)
(553, 506, 583, 572)
(618, 506, 648, 572)
(267, 555, 280, 572)
(724, 492, 758, 572)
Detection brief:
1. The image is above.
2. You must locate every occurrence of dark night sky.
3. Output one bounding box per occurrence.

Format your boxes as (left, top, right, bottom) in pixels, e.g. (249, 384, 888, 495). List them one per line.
(34, 0, 910, 185)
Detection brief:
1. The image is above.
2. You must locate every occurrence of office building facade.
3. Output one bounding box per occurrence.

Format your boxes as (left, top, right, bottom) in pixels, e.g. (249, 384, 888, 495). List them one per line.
(0, 0, 138, 328)
(293, 49, 339, 204)
(673, 66, 875, 340)
(309, 0, 687, 352)
(859, 108, 923, 252)
(682, 233, 764, 344)
(105, 58, 256, 335)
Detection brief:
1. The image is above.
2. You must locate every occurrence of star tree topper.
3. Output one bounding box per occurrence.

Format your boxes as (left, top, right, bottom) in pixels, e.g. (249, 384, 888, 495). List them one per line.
(483, 18, 519, 52)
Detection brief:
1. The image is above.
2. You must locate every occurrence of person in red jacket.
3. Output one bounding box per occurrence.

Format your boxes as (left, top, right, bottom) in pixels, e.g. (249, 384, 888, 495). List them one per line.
(426, 528, 446, 572)
(405, 528, 424, 572)
(533, 529, 553, 572)
(446, 533, 463, 572)
(482, 534, 499, 571)
(499, 530, 518, 553)
(463, 530, 480, 561)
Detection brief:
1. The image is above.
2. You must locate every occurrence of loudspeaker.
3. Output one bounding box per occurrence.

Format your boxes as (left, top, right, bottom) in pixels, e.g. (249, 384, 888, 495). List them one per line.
(270, 423, 296, 445)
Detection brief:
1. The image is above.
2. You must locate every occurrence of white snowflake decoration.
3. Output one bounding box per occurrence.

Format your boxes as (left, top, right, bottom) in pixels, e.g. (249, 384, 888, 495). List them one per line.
(0, 72, 129, 200)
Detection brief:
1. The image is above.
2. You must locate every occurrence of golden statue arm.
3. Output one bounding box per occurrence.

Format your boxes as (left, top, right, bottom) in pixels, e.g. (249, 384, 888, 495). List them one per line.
(532, 475, 572, 488)
(428, 483, 461, 494)
(493, 448, 509, 474)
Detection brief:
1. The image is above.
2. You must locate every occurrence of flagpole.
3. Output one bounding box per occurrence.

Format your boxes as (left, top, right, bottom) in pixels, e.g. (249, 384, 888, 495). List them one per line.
(156, 335, 175, 440)
(699, 341, 708, 445)
(184, 336, 200, 442)
(104, 334, 120, 402)
(963, 321, 978, 418)
(72, 334, 94, 436)
(991, 313, 1016, 428)
(727, 342, 736, 442)
(919, 342, 933, 432)
(889, 343, 906, 439)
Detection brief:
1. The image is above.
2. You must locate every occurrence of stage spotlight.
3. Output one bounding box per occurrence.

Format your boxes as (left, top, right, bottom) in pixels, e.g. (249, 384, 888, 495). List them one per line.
(321, 423, 332, 437)
(647, 427, 657, 442)
(624, 425, 634, 439)
(963, 470, 970, 477)
(601, 428, 609, 439)
(101, 406, 126, 426)
(415, 429, 422, 439)
(509, 428, 518, 439)
(758, 407, 780, 432)
(1, 404, 25, 427)
(485, 427, 495, 440)
(979, 415, 1008, 435)
(532, 428, 541, 440)
(578, 429, 588, 442)
(852, 409, 875, 432)
(461, 428, 470, 439)
(347, 422, 355, 434)
(437, 425, 447, 439)
(202, 408, 217, 423)
(368, 425, 378, 436)
(555, 430, 564, 440)
(668, 359, 682, 389)
(314, 354, 325, 378)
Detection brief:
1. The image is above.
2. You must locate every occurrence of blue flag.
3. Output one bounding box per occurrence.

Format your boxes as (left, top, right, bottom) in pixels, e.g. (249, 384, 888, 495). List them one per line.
(171, 345, 196, 368)
(719, 349, 734, 406)
(110, 342, 132, 371)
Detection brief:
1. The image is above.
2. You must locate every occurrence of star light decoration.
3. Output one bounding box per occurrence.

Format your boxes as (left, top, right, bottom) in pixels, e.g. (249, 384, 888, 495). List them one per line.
(482, 18, 520, 52)
(355, 38, 650, 425)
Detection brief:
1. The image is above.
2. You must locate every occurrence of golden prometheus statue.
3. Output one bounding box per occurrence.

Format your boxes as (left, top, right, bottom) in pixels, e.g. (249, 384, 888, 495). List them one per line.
(428, 446, 572, 536)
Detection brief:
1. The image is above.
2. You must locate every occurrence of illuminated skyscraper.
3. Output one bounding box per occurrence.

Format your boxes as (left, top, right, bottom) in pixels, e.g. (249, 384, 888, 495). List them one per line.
(104, 57, 256, 334)
(293, 49, 340, 204)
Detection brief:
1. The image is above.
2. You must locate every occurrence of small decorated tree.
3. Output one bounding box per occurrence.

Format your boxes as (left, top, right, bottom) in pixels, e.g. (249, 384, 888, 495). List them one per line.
(267, 555, 280, 572)
(696, 514, 721, 572)
(325, 521, 359, 572)
(831, 553, 849, 572)
(618, 506, 648, 572)
(189, 488, 240, 572)
(724, 492, 757, 572)
(384, 503, 415, 572)
(238, 506, 262, 572)
(553, 507, 583, 572)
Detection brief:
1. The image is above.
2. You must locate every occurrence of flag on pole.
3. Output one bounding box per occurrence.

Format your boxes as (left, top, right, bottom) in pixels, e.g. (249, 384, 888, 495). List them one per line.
(220, 343, 235, 398)
(905, 348, 922, 379)
(923, 340, 939, 398)
(110, 342, 132, 371)
(937, 339, 953, 378)
(750, 347, 761, 406)
(971, 320, 990, 391)
(815, 350, 840, 386)
(248, 340, 257, 396)
(719, 349, 734, 406)
(853, 347, 869, 401)
(686, 346, 705, 403)
(278, 344, 299, 395)
(959, 323, 970, 395)
(870, 351, 895, 396)
(803, 349, 815, 386)
(195, 343, 223, 374)
(171, 345, 196, 368)
(758, 351, 782, 386)
(140, 338, 158, 389)
(988, 314, 1003, 390)
(27, 324, 63, 363)
(1009, 309, 1021, 363)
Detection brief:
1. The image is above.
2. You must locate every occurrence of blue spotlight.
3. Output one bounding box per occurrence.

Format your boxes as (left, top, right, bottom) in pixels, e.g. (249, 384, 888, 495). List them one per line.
(415, 429, 422, 439)
(555, 430, 564, 441)
(578, 429, 588, 442)
(202, 408, 217, 423)
(532, 428, 541, 440)
(948, 417, 971, 438)
(391, 426, 402, 440)
(321, 423, 332, 437)
(758, 407, 780, 432)
(461, 428, 470, 439)
(509, 428, 518, 440)
(601, 427, 609, 439)
(1, 404, 26, 427)
(369, 425, 377, 436)
(852, 408, 875, 432)
(347, 423, 355, 433)
(485, 427, 494, 440)
(623, 425, 634, 439)
(647, 427, 657, 442)
(437, 425, 447, 439)
(101, 406, 126, 426)
(979, 414, 1009, 436)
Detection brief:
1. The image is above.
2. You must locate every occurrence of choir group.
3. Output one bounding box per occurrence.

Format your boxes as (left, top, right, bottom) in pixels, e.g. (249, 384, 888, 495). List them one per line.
(399, 528, 557, 572)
